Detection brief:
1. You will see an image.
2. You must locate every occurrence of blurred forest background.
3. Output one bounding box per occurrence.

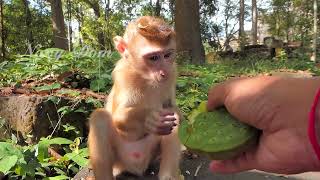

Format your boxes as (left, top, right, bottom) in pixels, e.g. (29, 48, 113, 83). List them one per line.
(0, 0, 318, 62)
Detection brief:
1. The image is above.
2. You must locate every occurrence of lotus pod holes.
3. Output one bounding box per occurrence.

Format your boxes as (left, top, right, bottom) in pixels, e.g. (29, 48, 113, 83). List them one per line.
(179, 101, 260, 160)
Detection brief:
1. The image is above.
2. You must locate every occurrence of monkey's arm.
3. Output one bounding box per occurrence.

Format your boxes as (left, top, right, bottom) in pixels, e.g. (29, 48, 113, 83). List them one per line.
(113, 106, 148, 140)
(144, 92, 183, 136)
(170, 88, 184, 124)
(88, 109, 115, 180)
(158, 91, 183, 179)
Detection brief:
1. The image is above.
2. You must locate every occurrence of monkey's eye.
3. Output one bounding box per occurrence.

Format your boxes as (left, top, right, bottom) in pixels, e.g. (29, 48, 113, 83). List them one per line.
(149, 55, 160, 61)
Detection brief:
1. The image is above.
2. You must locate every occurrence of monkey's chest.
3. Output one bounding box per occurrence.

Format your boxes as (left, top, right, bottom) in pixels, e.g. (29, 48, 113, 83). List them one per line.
(142, 89, 172, 108)
(115, 135, 161, 175)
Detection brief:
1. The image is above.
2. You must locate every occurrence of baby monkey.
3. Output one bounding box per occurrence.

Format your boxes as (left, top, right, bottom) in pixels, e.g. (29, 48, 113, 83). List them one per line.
(88, 16, 183, 180)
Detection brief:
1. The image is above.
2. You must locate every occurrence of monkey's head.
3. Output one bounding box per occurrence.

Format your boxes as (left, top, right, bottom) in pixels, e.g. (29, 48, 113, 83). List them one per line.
(113, 16, 176, 84)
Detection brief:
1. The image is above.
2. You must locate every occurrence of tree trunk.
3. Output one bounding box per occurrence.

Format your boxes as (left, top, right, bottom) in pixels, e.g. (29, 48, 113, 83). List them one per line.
(300, 1, 306, 47)
(224, 20, 230, 51)
(49, 0, 68, 50)
(92, 2, 105, 49)
(150, 0, 153, 15)
(239, 0, 245, 51)
(175, 0, 205, 64)
(78, 21, 82, 46)
(169, 0, 175, 23)
(67, 0, 72, 51)
(104, 0, 110, 20)
(224, 0, 230, 50)
(252, 0, 257, 45)
(155, 0, 161, 16)
(22, 0, 34, 52)
(0, 0, 4, 60)
(76, 4, 83, 46)
(312, 0, 317, 62)
(104, 0, 113, 50)
(84, 0, 105, 49)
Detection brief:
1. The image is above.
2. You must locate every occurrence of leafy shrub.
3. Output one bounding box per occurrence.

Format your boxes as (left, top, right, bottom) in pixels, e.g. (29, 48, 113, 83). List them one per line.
(0, 47, 120, 92)
(0, 137, 88, 179)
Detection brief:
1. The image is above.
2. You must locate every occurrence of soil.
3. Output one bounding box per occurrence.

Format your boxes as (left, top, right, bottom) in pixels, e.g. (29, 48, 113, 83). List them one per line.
(73, 151, 320, 180)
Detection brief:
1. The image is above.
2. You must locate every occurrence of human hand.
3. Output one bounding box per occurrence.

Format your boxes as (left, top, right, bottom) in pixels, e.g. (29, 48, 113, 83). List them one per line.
(207, 76, 320, 174)
(145, 109, 177, 135)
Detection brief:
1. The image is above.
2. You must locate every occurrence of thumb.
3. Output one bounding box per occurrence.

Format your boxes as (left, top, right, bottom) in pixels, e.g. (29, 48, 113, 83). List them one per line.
(209, 150, 257, 173)
(207, 77, 248, 111)
(207, 82, 231, 111)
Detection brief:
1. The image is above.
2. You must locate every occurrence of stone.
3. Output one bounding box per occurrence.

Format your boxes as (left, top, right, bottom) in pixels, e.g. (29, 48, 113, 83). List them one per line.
(0, 95, 91, 143)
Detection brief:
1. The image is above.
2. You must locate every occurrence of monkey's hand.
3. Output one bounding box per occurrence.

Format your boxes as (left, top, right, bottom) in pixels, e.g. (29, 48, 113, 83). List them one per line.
(145, 109, 177, 135)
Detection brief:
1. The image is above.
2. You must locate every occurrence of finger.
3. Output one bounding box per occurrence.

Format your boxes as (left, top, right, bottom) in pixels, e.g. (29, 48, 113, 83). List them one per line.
(159, 110, 175, 116)
(209, 151, 256, 173)
(160, 116, 176, 122)
(157, 127, 173, 135)
(158, 121, 176, 129)
(207, 77, 248, 111)
(145, 117, 175, 134)
(207, 82, 230, 111)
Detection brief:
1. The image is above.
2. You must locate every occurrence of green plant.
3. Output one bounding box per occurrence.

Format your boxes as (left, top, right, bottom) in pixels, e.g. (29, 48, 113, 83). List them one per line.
(0, 137, 88, 179)
(0, 47, 119, 92)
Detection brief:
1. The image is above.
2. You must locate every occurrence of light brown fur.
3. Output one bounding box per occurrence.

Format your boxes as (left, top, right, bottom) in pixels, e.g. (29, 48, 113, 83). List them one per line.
(88, 16, 183, 180)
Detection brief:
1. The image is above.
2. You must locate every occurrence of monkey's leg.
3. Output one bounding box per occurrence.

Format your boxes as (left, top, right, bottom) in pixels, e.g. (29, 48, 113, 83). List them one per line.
(88, 109, 116, 180)
(158, 130, 183, 180)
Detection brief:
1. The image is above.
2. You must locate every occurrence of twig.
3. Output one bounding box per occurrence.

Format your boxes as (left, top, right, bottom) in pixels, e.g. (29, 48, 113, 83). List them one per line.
(50, 98, 62, 137)
(50, 98, 81, 137)
(85, 90, 106, 100)
(13, 88, 30, 95)
(194, 163, 203, 177)
(48, 147, 62, 160)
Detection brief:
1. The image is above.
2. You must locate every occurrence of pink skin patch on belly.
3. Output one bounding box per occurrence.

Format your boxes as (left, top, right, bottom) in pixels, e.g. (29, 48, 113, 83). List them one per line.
(132, 152, 141, 159)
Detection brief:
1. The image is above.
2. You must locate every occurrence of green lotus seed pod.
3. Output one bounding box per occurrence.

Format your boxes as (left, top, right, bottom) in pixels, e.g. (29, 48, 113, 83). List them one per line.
(179, 101, 259, 160)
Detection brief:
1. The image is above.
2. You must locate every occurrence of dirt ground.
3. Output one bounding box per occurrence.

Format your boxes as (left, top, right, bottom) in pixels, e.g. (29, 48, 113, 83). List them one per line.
(74, 153, 320, 180)
(178, 155, 320, 180)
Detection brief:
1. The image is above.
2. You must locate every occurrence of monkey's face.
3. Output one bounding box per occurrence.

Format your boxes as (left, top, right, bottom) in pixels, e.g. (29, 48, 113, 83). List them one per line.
(141, 49, 176, 83)
(113, 33, 176, 84)
(142, 45, 176, 83)
(130, 37, 176, 83)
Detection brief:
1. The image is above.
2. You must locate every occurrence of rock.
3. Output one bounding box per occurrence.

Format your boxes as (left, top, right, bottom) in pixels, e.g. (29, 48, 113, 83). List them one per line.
(0, 95, 92, 143)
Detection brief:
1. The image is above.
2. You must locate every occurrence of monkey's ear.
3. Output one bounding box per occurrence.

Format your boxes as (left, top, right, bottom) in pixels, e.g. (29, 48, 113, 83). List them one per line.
(113, 36, 127, 54)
